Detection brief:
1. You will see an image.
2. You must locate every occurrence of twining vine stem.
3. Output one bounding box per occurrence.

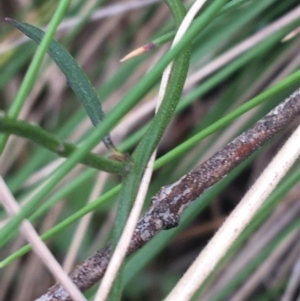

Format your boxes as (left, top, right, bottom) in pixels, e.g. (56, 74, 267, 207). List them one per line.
(36, 88, 300, 301)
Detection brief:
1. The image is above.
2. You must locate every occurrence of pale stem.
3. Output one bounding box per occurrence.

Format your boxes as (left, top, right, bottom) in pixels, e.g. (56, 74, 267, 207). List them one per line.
(164, 123, 300, 301)
(0, 177, 87, 301)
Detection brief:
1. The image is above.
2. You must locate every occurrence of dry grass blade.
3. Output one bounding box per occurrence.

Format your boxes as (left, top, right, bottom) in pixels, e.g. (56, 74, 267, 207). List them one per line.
(281, 254, 300, 301)
(0, 178, 87, 301)
(201, 197, 300, 301)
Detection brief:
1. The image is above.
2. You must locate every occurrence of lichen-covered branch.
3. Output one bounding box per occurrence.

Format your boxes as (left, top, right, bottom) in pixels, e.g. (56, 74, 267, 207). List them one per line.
(36, 89, 300, 301)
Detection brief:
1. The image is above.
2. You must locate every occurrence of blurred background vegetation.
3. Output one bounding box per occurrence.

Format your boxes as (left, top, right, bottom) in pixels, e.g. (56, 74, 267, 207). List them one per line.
(1, 0, 300, 300)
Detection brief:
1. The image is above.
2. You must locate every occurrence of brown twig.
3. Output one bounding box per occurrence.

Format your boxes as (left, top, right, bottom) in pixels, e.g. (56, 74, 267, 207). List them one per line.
(36, 89, 300, 301)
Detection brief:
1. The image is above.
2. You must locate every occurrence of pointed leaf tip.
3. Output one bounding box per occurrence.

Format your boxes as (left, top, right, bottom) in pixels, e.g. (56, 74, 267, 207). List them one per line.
(120, 42, 155, 62)
(7, 19, 122, 154)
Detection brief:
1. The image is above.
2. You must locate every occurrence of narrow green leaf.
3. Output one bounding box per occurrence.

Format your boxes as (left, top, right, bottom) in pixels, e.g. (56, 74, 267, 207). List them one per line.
(0, 0, 72, 154)
(5, 18, 119, 154)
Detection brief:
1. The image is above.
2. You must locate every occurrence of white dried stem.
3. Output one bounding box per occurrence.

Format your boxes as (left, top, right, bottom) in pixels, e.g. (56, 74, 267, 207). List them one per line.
(94, 1, 210, 300)
(165, 123, 300, 301)
(0, 177, 87, 301)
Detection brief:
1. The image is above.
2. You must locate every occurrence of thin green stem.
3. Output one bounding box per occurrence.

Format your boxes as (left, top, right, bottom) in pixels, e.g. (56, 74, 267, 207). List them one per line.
(155, 68, 300, 169)
(0, 116, 126, 174)
(108, 0, 192, 299)
(0, 183, 119, 268)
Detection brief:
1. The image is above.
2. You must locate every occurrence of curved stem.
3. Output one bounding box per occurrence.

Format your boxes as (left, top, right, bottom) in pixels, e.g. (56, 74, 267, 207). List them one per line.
(0, 116, 127, 174)
(108, 0, 191, 300)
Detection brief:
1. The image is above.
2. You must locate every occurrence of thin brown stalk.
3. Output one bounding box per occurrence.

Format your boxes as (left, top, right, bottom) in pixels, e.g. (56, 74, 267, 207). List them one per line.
(36, 88, 300, 301)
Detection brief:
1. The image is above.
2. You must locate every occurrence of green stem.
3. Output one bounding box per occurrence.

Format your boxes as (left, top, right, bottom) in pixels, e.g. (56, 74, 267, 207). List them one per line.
(108, 0, 192, 299)
(0, 116, 127, 174)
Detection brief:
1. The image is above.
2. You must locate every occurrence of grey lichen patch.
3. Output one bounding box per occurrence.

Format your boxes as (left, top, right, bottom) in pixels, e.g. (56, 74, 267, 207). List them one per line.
(53, 286, 69, 300)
